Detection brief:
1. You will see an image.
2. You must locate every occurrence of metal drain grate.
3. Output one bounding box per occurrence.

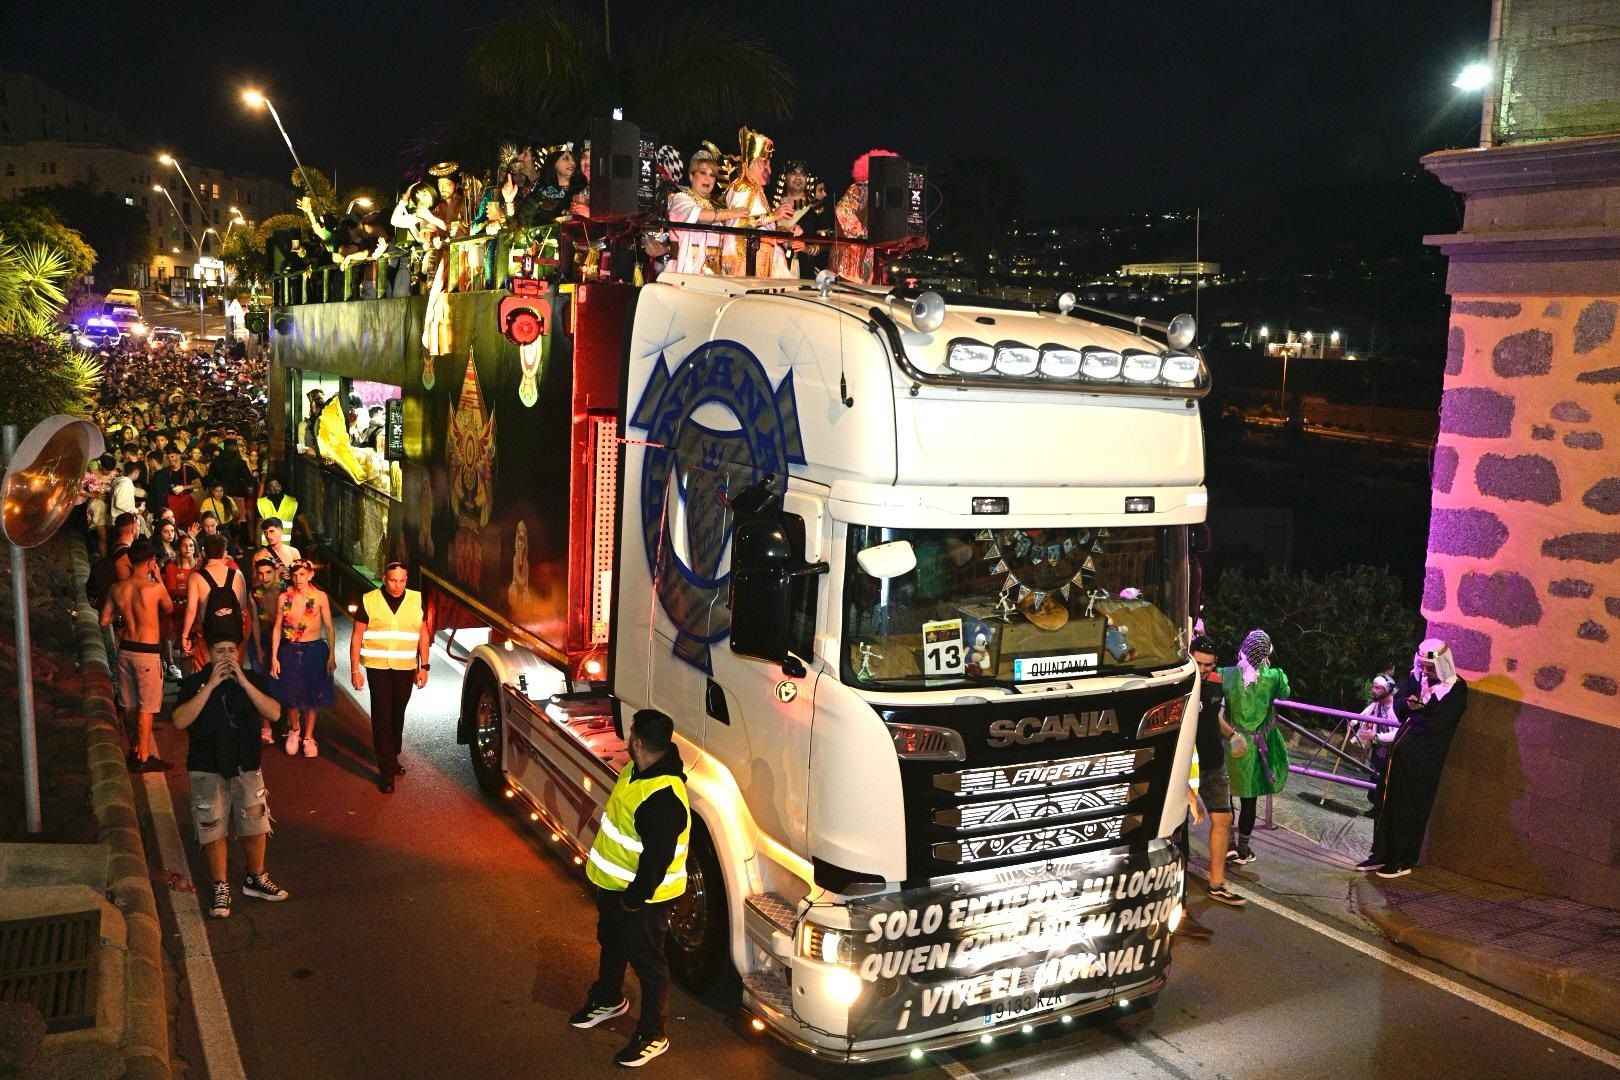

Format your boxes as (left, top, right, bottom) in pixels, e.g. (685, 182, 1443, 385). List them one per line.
(0, 910, 100, 1033)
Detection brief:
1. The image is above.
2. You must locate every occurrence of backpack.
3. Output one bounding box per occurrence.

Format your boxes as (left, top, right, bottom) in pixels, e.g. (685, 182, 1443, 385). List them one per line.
(87, 544, 128, 609)
(199, 567, 244, 645)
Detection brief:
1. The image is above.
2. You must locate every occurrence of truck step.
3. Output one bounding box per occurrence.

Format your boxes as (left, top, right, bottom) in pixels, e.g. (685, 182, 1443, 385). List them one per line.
(545, 692, 614, 718)
(741, 969, 794, 1015)
(744, 892, 798, 936)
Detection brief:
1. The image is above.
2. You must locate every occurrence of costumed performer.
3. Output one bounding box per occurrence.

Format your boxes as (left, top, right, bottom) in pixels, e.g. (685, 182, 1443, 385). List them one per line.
(720, 126, 799, 277)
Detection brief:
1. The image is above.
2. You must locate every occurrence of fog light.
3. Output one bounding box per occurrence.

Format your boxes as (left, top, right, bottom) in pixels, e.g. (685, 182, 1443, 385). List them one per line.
(1021, 1023, 1034, 1034)
(993, 345, 1039, 376)
(1080, 349, 1123, 379)
(910, 1048, 924, 1061)
(750, 1017, 766, 1033)
(947, 341, 994, 374)
(826, 969, 862, 1007)
(971, 496, 1009, 515)
(980, 1034, 993, 1045)
(1121, 352, 1163, 382)
(1125, 496, 1155, 514)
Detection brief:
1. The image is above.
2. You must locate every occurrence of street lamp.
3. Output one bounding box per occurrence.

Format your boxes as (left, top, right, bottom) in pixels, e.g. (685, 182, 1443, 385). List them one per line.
(1453, 63, 1490, 91)
(242, 88, 316, 204)
(345, 197, 373, 216)
(158, 153, 210, 234)
(154, 182, 215, 337)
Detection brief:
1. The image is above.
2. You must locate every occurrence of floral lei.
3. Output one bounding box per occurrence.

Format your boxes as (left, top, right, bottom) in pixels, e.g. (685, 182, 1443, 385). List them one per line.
(281, 590, 317, 641)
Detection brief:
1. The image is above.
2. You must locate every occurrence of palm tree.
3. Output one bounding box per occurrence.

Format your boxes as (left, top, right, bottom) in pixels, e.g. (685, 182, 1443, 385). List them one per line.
(462, 2, 795, 151)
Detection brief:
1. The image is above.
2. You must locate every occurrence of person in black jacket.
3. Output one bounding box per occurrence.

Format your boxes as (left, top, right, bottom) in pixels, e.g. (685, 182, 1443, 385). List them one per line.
(1358, 639, 1469, 878)
(570, 710, 689, 1068)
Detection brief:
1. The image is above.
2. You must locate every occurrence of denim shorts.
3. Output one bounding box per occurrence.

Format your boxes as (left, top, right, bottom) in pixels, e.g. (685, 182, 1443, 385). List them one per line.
(190, 769, 272, 846)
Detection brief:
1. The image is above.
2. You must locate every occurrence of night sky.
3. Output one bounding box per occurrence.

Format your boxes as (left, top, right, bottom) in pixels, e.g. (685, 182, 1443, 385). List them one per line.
(3, 0, 1491, 216)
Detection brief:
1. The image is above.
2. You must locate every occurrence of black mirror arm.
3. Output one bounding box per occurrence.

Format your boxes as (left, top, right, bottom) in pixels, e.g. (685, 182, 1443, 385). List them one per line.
(781, 653, 808, 678)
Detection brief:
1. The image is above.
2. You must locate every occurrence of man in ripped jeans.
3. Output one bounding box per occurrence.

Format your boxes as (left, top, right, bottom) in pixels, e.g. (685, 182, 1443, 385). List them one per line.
(172, 628, 291, 917)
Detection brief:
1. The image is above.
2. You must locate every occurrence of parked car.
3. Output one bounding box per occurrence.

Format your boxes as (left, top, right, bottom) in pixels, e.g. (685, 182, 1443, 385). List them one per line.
(149, 327, 187, 351)
(107, 304, 148, 339)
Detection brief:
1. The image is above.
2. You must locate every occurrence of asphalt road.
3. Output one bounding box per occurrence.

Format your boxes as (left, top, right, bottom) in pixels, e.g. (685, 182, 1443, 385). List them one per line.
(134, 635, 1620, 1080)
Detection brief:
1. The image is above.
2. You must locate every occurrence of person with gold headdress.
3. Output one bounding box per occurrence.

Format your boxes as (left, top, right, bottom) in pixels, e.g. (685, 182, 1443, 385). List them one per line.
(721, 126, 799, 278)
(665, 145, 752, 277)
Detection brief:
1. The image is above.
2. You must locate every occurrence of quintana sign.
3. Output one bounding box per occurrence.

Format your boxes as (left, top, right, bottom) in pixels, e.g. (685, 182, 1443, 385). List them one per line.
(841, 842, 1180, 1040)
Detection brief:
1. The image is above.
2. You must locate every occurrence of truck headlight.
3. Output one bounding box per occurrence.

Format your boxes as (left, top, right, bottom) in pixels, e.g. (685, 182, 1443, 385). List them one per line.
(798, 921, 855, 965)
(1161, 354, 1201, 384)
(946, 341, 994, 374)
(1121, 351, 1163, 382)
(1081, 348, 1123, 379)
(887, 722, 966, 761)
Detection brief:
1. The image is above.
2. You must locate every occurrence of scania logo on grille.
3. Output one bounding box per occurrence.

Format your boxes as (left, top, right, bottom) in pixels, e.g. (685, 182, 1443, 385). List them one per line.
(987, 710, 1120, 748)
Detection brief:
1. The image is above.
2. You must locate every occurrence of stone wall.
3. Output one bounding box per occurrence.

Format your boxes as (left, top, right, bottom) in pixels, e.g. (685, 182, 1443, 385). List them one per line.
(1425, 293, 1620, 716)
(1422, 135, 1620, 910)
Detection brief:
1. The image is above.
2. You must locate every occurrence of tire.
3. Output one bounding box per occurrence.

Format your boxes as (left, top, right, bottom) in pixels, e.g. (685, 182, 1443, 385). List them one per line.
(666, 819, 730, 992)
(466, 667, 505, 797)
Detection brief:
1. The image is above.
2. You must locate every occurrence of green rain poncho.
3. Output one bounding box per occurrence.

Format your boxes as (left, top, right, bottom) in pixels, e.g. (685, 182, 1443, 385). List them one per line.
(1220, 665, 1292, 797)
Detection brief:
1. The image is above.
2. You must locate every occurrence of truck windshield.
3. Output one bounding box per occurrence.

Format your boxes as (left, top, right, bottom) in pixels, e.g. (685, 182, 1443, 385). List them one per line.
(842, 524, 1188, 689)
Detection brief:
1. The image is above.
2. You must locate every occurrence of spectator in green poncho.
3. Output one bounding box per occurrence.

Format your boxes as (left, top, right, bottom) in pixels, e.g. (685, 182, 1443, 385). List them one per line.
(1221, 629, 1291, 867)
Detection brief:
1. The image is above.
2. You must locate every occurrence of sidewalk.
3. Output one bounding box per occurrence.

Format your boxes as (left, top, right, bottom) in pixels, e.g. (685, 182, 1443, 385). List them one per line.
(1187, 783, 1620, 1041)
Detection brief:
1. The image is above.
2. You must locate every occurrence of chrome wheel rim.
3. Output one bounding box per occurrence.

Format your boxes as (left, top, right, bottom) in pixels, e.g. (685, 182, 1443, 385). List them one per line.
(668, 852, 707, 951)
(474, 689, 500, 772)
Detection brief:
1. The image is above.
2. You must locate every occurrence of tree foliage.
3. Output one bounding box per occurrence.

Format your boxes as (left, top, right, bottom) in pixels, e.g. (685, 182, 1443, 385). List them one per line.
(1203, 565, 1423, 716)
(0, 227, 101, 430)
(454, 2, 794, 158)
(291, 166, 339, 219)
(0, 201, 95, 281)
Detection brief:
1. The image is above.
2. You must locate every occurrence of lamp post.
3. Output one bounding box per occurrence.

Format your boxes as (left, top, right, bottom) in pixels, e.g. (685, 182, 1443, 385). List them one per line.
(160, 154, 220, 319)
(155, 184, 214, 337)
(242, 89, 316, 205)
(345, 197, 373, 216)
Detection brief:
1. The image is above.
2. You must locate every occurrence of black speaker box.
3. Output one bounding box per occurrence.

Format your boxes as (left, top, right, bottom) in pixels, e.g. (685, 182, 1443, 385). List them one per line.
(589, 117, 642, 219)
(867, 155, 911, 243)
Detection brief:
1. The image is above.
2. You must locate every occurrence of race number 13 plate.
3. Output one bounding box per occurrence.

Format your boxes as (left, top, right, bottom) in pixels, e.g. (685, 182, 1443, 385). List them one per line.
(922, 618, 965, 677)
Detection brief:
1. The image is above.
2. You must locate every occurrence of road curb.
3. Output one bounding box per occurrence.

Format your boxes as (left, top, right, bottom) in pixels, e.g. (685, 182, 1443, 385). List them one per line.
(70, 537, 173, 1080)
(1353, 877, 1620, 1040)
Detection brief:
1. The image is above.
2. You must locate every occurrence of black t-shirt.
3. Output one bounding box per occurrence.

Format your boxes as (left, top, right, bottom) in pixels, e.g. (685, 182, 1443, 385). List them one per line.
(1195, 672, 1226, 769)
(180, 666, 273, 777)
(351, 589, 406, 623)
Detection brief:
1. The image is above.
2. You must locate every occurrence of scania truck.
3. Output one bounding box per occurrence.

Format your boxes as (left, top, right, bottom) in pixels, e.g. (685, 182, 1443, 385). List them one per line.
(273, 248, 1210, 1062)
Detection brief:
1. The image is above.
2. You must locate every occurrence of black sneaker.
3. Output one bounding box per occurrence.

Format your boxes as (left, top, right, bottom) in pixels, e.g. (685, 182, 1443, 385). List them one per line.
(208, 881, 232, 919)
(243, 872, 289, 901)
(1230, 843, 1256, 866)
(569, 997, 629, 1029)
(1207, 884, 1248, 907)
(1375, 864, 1413, 879)
(1354, 856, 1384, 872)
(614, 1033, 669, 1068)
(1224, 847, 1240, 862)
(138, 756, 172, 773)
(1176, 912, 1214, 938)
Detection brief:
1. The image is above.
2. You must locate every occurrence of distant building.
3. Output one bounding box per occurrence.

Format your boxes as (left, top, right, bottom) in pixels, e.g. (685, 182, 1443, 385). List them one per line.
(0, 72, 291, 287)
(1117, 260, 1220, 282)
(1419, 0, 1620, 911)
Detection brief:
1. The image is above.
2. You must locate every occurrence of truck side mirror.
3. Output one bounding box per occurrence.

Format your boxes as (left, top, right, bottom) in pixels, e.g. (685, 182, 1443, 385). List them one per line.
(730, 505, 827, 676)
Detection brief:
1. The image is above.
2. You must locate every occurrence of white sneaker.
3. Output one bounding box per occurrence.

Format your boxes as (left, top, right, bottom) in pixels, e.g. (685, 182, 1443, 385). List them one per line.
(301, 737, 318, 758)
(284, 731, 300, 756)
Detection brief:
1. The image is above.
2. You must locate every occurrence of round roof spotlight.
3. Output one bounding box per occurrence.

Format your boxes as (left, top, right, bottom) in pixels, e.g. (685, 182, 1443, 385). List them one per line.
(1057, 291, 1078, 315)
(910, 291, 947, 333)
(1167, 313, 1197, 351)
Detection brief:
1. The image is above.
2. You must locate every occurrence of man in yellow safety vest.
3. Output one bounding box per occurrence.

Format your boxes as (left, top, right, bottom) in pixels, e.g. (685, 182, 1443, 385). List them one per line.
(571, 709, 690, 1069)
(256, 477, 299, 547)
(348, 561, 429, 793)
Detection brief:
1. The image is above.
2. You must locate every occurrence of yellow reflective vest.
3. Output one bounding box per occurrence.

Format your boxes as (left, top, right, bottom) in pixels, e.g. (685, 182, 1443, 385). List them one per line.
(257, 493, 298, 531)
(359, 588, 424, 670)
(586, 762, 691, 904)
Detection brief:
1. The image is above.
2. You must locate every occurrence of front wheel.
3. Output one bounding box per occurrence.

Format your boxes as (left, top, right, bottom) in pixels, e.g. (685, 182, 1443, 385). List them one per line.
(666, 820, 730, 991)
(465, 668, 504, 797)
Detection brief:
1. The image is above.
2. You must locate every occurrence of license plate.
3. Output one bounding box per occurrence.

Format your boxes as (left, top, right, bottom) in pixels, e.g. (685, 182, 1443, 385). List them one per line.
(984, 992, 1063, 1025)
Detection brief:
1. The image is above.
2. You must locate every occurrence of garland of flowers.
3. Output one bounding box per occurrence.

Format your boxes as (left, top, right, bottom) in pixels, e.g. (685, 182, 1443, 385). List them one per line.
(281, 591, 317, 641)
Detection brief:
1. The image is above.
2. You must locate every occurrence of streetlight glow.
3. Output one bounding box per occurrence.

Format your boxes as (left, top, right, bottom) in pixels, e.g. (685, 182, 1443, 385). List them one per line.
(242, 89, 265, 108)
(1454, 63, 1491, 91)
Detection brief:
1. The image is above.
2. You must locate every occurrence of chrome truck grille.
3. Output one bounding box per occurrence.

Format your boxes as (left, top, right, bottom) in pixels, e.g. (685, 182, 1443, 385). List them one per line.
(881, 677, 1192, 884)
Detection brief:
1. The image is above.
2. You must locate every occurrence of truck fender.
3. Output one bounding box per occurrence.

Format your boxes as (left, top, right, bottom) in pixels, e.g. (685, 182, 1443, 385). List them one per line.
(678, 742, 763, 969)
(457, 644, 568, 745)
